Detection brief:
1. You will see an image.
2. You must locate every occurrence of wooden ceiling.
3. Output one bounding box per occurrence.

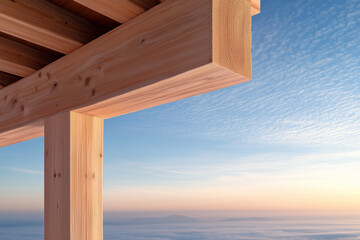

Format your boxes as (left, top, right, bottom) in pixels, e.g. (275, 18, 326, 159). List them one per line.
(0, 0, 160, 88)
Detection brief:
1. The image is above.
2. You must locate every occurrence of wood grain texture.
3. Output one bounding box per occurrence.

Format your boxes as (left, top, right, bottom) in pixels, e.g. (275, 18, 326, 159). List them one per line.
(74, 0, 146, 23)
(0, 0, 254, 147)
(77, 63, 248, 118)
(0, 0, 103, 54)
(48, 0, 119, 30)
(45, 111, 103, 240)
(213, 0, 252, 79)
(0, 37, 56, 77)
(0, 119, 43, 147)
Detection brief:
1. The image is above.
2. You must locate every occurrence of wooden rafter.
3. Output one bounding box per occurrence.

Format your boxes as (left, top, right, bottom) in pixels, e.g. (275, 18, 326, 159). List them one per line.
(0, 71, 21, 89)
(0, 36, 56, 77)
(131, 0, 159, 10)
(0, 0, 103, 54)
(73, 0, 147, 23)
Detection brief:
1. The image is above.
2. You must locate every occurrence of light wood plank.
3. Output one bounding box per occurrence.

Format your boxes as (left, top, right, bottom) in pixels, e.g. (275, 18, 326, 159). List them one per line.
(0, 0, 103, 54)
(45, 111, 103, 240)
(0, 0, 254, 147)
(0, 37, 56, 77)
(74, 0, 146, 23)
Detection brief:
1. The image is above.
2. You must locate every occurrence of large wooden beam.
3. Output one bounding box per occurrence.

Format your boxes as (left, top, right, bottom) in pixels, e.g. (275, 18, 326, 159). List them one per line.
(0, 0, 255, 147)
(0, 0, 103, 54)
(45, 111, 103, 240)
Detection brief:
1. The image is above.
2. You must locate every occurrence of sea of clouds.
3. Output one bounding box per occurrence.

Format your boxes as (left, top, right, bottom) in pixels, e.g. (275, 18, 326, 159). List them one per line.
(1, 215, 360, 240)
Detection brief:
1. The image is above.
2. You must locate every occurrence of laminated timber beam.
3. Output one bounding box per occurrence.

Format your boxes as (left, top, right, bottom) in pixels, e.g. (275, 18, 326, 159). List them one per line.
(0, 0, 256, 148)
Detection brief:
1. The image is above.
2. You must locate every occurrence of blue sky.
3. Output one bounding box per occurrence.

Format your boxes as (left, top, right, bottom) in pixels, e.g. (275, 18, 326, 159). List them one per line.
(0, 0, 359, 213)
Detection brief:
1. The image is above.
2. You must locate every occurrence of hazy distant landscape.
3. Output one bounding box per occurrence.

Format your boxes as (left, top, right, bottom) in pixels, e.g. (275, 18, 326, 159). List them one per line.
(1, 213, 360, 240)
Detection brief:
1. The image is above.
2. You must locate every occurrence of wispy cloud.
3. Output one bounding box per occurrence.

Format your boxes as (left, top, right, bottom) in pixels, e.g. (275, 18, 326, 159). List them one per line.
(113, 0, 360, 148)
(0, 167, 42, 175)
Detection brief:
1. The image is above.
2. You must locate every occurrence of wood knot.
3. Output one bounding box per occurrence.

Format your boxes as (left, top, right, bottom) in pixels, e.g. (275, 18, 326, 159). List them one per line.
(85, 77, 91, 86)
(53, 82, 58, 88)
(20, 104, 25, 112)
(92, 89, 96, 96)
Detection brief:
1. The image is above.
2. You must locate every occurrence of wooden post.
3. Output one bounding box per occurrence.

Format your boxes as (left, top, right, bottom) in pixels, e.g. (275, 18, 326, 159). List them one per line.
(44, 111, 103, 240)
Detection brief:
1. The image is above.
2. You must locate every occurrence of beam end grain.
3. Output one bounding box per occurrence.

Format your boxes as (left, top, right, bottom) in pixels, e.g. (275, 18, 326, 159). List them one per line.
(213, 0, 252, 79)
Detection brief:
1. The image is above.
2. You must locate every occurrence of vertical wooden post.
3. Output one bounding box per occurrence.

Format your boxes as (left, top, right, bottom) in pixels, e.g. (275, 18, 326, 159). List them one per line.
(44, 111, 103, 240)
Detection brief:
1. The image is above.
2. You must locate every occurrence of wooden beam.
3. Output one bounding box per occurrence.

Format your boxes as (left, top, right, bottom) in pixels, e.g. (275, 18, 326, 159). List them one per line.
(0, 0, 103, 54)
(45, 111, 103, 240)
(0, 37, 56, 77)
(0, 71, 21, 89)
(131, 0, 159, 10)
(0, 120, 43, 147)
(0, 0, 254, 147)
(73, 0, 146, 23)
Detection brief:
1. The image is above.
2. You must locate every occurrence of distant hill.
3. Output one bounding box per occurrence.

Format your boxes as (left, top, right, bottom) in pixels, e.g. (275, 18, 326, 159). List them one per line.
(105, 215, 198, 226)
(222, 217, 270, 222)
